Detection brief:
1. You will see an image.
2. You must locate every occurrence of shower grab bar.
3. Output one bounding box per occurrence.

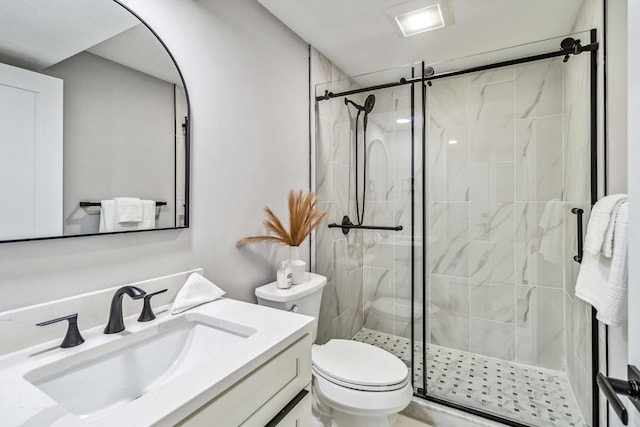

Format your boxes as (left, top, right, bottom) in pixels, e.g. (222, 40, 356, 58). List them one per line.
(571, 207, 584, 263)
(328, 215, 402, 235)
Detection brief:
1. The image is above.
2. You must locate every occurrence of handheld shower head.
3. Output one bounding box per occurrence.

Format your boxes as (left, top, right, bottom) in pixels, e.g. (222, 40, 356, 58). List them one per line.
(560, 37, 576, 50)
(345, 95, 375, 114)
(364, 94, 376, 114)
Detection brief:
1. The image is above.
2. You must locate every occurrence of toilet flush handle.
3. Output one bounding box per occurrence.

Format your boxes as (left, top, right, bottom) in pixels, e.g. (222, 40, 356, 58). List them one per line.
(288, 304, 299, 313)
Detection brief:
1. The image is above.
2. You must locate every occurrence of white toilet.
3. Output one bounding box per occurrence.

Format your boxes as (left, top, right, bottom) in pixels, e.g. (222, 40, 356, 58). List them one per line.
(255, 273, 413, 427)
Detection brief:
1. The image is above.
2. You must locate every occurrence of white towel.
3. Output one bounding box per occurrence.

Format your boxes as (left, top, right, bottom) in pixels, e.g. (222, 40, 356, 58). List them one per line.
(538, 200, 563, 263)
(100, 199, 157, 232)
(100, 200, 116, 232)
(171, 273, 226, 314)
(583, 194, 627, 256)
(575, 201, 628, 326)
(114, 197, 143, 223)
(140, 200, 156, 230)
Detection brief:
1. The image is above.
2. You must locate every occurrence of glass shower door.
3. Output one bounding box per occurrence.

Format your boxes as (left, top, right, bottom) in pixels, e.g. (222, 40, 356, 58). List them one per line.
(417, 33, 595, 427)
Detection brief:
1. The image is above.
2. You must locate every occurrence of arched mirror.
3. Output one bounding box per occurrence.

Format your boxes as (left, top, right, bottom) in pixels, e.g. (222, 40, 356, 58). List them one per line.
(0, 0, 190, 242)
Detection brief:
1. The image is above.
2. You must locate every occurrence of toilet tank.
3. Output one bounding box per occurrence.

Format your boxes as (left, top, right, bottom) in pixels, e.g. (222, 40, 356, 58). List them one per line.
(255, 273, 326, 342)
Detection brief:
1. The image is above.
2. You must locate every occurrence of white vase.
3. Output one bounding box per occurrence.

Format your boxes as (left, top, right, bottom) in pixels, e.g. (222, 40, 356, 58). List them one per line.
(288, 246, 307, 284)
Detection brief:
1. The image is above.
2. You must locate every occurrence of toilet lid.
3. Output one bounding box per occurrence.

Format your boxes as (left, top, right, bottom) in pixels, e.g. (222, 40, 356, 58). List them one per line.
(312, 340, 408, 389)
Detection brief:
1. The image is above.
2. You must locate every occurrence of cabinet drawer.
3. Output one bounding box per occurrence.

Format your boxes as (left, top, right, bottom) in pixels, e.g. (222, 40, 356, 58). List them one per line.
(267, 390, 311, 427)
(177, 334, 311, 427)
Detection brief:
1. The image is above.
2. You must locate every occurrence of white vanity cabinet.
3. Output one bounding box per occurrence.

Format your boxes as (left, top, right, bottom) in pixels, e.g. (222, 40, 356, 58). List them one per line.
(177, 334, 312, 427)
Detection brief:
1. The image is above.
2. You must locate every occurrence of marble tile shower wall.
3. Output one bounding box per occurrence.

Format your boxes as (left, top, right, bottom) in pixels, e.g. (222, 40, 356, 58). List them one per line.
(313, 49, 364, 344)
(313, 49, 422, 344)
(428, 59, 572, 372)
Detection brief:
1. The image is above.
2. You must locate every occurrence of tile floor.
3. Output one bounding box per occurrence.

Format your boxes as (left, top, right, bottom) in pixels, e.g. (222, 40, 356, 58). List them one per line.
(353, 328, 586, 427)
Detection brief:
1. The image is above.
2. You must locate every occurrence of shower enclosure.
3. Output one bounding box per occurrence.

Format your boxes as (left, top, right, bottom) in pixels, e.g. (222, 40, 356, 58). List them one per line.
(313, 30, 598, 427)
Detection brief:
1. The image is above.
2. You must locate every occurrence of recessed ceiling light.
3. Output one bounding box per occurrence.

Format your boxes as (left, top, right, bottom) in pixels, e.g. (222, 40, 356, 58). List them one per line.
(396, 118, 411, 124)
(395, 4, 445, 37)
(448, 140, 458, 145)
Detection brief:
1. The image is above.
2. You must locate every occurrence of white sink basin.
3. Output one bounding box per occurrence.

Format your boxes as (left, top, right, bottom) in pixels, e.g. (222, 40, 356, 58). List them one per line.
(23, 313, 255, 417)
(1, 298, 314, 427)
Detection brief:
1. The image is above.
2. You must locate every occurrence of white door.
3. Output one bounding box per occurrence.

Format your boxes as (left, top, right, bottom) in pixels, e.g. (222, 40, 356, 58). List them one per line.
(0, 63, 63, 240)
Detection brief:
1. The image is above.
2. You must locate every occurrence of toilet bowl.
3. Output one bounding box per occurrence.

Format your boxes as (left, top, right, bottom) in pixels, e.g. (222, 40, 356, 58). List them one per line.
(311, 339, 413, 426)
(255, 274, 413, 427)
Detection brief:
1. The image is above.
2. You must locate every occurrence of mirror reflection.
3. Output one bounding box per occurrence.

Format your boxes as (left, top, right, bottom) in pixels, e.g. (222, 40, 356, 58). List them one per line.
(0, 0, 189, 242)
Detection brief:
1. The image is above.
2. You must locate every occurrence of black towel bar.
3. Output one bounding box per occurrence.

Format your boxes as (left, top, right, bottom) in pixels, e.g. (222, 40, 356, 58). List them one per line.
(80, 201, 167, 207)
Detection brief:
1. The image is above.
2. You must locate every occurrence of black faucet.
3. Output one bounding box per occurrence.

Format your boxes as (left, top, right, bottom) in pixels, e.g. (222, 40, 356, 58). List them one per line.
(104, 286, 146, 334)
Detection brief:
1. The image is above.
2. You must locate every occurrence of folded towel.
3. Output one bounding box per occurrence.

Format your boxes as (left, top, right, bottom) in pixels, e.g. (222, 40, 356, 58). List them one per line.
(114, 197, 143, 223)
(583, 194, 627, 256)
(100, 200, 116, 232)
(171, 273, 225, 314)
(99, 199, 156, 232)
(575, 201, 628, 325)
(538, 200, 563, 263)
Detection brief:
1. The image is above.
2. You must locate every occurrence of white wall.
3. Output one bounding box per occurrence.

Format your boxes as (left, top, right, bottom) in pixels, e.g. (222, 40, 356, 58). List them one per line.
(603, 1, 632, 426)
(628, 0, 640, 366)
(627, 1, 639, 425)
(0, 0, 309, 311)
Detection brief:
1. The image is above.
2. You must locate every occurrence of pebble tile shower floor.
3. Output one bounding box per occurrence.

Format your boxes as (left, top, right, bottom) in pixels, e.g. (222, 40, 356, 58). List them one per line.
(353, 328, 586, 427)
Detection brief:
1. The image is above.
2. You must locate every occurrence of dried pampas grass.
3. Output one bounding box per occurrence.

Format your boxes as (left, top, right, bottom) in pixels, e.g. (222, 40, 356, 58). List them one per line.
(236, 190, 329, 248)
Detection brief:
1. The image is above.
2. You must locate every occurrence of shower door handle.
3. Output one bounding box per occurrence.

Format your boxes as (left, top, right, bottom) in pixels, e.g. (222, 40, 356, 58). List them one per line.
(571, 208, 584, 263)
(597, 365, 640, 425)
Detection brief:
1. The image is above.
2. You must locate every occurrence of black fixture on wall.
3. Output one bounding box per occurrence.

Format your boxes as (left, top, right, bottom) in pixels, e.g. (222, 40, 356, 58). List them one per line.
(326, 93, 404, 235)
(328, 215, 403, 235)
(572, 208, 585, 263)
(79, 201, 167, 208)
(344, 93, 375, 226)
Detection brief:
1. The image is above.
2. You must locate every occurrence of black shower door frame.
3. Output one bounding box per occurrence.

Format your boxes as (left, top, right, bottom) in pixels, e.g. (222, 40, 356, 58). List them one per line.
(412, 29, 601, 427)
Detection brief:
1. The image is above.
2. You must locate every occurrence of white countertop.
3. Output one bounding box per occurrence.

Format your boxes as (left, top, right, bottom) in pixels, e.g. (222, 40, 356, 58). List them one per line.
(0, 298, 315, 427)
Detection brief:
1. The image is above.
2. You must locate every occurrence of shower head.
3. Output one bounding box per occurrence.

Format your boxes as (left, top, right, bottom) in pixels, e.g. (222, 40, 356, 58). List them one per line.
(364, 94, 375, 114)
(560, 37, 576, 50)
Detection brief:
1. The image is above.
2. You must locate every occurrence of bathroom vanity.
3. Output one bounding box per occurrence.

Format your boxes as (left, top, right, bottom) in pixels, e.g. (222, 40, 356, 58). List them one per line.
(177, 333, 312, 427)
(0, 271, 314, 427)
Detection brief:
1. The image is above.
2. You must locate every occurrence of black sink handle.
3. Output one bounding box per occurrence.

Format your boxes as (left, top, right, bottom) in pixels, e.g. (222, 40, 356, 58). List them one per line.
(36, 313, 85, 348)
(138, 289, 168, 322)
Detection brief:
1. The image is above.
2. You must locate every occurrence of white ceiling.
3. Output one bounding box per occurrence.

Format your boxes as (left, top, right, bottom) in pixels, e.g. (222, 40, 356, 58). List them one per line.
(258, 0, 587, 79)
(0, 0, 181, 86)
(0, 0, 138, 71)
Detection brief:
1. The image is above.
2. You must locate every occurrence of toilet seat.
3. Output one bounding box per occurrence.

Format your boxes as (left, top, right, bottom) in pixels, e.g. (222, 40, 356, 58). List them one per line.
(312, 339, 409, 391)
